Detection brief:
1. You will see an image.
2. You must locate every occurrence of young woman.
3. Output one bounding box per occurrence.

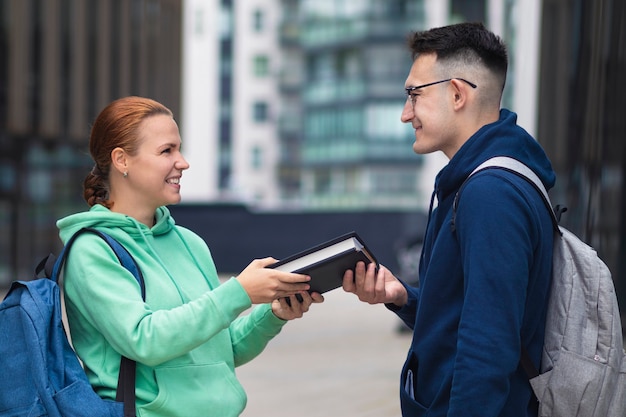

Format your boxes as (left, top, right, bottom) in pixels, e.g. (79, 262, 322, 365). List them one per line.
(58, 96, 323, 417)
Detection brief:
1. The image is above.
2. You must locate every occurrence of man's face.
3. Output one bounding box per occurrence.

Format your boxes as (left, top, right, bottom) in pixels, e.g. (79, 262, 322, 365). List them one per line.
(401, 54, 459, 158)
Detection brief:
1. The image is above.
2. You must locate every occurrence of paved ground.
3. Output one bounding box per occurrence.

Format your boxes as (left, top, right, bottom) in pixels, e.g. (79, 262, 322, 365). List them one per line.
(238, 290, 411, 417)
(1, 286, 411, 417)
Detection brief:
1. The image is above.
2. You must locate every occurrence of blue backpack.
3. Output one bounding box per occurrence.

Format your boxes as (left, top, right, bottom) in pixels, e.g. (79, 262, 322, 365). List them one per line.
(0, 228, 144, 417)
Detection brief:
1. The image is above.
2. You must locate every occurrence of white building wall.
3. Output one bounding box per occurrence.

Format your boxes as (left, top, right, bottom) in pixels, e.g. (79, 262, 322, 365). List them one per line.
(232, 0, 281, 207)
(425, 0, 449, 27)
(488, 0, 505, 36)
(511, 0, 542, 137)
(180, 0, 221, 202)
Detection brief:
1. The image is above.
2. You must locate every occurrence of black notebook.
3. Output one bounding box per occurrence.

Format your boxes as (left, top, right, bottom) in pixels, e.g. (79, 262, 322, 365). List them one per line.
(269, 231, 378, 295)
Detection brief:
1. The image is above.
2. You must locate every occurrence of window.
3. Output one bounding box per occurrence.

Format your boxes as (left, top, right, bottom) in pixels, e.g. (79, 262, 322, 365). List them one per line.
(314, 169, 331, 194)
(253, 102, 269, 122)
(371, 169, 417, 193)
(336, 49, 361, 79)
(302, 0, 366, 18)
(450, 0, 485, 23)
(194, 8, 204, 35)
(305, 107, 363, 140)
(251, 146, 263, 169)
(253, 55, 269, 77)
(366, 103, 409, 140)
(219, 6, 233, 38)
(308, 53, 334, 81)
(372, 0, 408, 18)
(253, 9, 264, 32)
(368, 46, 408, 79)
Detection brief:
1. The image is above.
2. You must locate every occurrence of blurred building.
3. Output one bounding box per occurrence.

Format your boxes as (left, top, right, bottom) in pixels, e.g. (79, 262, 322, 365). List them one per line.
(537, 0, 626, 319)
(286, 1, 424, 210)
(0, 0, 624, 330)
(181, 0, 283, 205)
(0, 0, 541, 279)
(0, 0, 182, 283)
(183, 0, 427, 209)
(182, 0, 538, 211)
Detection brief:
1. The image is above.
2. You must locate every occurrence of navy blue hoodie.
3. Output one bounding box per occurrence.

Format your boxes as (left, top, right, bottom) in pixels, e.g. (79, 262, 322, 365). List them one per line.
(391, 109, 555, 417)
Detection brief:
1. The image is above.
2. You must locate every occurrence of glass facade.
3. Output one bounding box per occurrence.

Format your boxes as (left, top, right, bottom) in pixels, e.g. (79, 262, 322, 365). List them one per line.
(0, 0, 182, 285)
(281, 0, 426, 209)
(537, 0, 626, 325)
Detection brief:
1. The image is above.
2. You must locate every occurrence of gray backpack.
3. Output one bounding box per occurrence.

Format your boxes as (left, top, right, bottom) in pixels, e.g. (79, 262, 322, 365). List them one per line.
(465, 157, 626, 417)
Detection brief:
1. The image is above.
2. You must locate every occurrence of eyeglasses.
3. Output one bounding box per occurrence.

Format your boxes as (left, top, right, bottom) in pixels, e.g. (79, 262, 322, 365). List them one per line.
(405, 78, 477, 105)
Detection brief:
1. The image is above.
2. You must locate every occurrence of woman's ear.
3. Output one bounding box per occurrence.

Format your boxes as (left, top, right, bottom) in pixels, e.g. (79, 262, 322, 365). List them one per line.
(110, 147, 128, 176)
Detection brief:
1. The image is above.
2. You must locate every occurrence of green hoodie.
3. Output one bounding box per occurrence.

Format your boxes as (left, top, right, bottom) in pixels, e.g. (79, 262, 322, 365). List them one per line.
(57, 204, 286, 417)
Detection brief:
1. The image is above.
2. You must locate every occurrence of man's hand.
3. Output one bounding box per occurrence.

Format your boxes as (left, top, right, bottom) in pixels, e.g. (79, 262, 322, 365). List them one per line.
(342, 262, 408, 307)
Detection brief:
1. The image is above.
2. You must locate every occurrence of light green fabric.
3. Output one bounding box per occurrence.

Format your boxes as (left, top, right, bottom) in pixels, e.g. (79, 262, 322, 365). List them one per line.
(58, 205, 286, 417)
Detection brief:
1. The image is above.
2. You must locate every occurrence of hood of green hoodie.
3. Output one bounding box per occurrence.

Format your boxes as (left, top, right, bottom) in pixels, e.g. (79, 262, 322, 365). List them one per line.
(57, 204, 175, 243)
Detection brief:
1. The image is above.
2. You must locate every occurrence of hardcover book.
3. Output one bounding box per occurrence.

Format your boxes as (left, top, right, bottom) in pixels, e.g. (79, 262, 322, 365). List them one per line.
(269, 231, 378, 295)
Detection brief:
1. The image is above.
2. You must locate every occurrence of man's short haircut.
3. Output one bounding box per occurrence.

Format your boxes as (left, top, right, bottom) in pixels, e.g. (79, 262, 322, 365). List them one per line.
(407, 22, 508, 85)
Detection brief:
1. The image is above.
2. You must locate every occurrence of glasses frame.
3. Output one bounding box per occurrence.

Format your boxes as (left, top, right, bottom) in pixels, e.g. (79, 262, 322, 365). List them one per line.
(405, 78, 477, 104)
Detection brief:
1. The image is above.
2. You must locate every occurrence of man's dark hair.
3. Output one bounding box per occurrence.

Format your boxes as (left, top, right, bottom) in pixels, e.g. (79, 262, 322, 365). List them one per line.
(408, 22, 508, 79)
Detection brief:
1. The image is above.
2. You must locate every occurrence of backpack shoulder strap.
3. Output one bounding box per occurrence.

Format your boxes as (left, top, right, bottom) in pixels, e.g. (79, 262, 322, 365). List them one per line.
(471, 157, 550, 202)
(458, 156, 561, 232)
(455, 157, 558, 383)
(51, 227, 143, 417)
(48, 227, 145, 299)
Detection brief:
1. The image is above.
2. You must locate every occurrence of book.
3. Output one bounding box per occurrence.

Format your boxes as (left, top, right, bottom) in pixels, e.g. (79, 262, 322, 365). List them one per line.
(269, 231, 378, 296)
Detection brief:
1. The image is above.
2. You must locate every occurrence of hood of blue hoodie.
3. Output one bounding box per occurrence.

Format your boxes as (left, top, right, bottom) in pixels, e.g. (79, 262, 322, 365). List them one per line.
(435, 109, 555, 203)
(57, 204, 175, 244)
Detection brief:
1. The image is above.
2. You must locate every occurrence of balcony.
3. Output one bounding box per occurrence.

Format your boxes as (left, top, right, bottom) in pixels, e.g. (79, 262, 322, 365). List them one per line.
(300, 16, 420, 50)
(303, 79, 366, 105)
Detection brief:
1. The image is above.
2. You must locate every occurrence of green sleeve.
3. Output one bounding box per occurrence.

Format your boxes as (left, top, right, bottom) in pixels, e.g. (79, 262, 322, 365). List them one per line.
(229, 303, 287, 367)
(64, 235, 254, 367)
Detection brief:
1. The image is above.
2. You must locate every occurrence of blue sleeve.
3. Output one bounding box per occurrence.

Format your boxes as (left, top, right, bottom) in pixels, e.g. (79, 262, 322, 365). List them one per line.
(386, 279, 419, 329)
(448, 173, 537, 416)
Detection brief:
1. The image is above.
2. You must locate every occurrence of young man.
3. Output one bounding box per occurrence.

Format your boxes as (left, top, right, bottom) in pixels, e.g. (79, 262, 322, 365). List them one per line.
(343, 22, 555, 417)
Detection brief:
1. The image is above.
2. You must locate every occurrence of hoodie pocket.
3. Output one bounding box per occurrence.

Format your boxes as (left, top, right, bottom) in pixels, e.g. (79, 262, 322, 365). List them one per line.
(141, 362, 246, 417)
(400, 350, 428, 416)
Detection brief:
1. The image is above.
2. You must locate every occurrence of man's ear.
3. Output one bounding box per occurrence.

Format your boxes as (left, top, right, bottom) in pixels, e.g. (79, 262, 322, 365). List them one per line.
(110, 147, 128, 175)
(450, 79, 469, 110)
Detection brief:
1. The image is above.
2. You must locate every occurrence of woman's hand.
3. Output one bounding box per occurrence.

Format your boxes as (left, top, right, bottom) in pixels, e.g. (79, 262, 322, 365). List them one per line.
(236, 257, 313, 304)
(271, 291, 325, 320)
